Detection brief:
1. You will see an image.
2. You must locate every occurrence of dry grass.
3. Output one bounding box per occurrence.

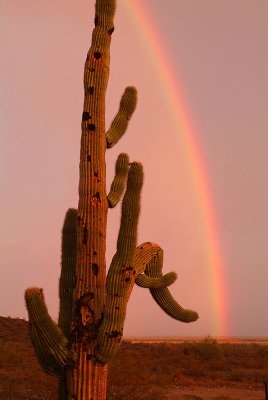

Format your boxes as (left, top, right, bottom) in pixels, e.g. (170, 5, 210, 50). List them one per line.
(1, 317, 268, 399)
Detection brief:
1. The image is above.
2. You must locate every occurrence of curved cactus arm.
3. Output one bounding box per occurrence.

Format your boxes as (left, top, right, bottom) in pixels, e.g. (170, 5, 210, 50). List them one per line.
(135, 271, 177, 288)
(25, 287, 77, 377)
(95, 162, 143, 364)
(58, 208, 77, 339)
(106, 87, 137, 148)
(133, 242, 177, 288)
(149, 284, 198, 323)
(133, 241, 160, 274)
(133, 242, 198, 323)
(133, 242, 170, 280)
(107, 153, 129, 208)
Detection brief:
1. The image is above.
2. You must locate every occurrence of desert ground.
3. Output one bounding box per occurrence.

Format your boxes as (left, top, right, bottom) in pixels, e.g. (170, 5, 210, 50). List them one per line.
(1, 316, 268, 399)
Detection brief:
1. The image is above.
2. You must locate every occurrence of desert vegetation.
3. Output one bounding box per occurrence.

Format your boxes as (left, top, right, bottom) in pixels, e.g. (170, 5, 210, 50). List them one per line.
(1, 317, 268, 399)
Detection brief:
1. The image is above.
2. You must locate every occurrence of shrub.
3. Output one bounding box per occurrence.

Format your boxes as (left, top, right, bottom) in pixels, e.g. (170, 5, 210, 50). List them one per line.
(182, 336, 223, 361)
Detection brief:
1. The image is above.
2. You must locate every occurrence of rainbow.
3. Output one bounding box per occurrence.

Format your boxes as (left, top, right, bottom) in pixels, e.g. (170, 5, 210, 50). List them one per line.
(124, 0, 228, 335)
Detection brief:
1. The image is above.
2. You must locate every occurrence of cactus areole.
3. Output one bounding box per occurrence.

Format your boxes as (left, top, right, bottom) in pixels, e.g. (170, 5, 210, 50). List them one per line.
(25, 0, 198, 399)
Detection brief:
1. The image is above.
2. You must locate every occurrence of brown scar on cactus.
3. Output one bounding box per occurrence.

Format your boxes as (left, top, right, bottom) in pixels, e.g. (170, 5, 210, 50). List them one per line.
(70, 292, 99, 343)
(108, 26, 114, 35)
(87, 122, 96, 131)
(92, 263, 99, 276)
(94, 15, 99, 26)
(82, 111, 91, 120)
(82, 225, 88, 245)
(94, 51, 102, 59)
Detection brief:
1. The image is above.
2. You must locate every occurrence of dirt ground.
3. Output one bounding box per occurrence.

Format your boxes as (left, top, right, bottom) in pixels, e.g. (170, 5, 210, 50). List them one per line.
(107, 384, 266, 400)
(2, 318, 268, 400)
(167, 385, 264, 400)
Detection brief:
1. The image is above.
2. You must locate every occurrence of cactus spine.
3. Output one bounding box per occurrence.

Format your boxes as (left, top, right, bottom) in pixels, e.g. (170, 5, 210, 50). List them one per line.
(25, 0, 198, 399)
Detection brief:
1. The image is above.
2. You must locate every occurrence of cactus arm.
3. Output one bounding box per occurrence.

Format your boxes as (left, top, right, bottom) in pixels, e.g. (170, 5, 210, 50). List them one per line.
(95, 162, 143, 364)
(107, 153, 129, 208)
(149, 284, 199, 323)
(135, 271, 177, 288)
(25, 288, 77, 377)
(145, 246, 198, 323)
(133, 242, 198, 322)
(106, 87, 137, 148)
(58, 208, 77, 339)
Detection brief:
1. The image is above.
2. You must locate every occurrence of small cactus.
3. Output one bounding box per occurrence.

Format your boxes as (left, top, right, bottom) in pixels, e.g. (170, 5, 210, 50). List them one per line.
(24, 0, 198, 398)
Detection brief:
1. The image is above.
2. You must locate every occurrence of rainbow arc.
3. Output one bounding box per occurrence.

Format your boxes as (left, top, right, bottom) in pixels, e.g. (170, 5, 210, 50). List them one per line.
(124, 0, 228, 335)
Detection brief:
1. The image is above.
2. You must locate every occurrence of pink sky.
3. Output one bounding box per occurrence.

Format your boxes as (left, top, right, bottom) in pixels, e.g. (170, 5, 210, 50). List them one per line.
(1, 0, 268, 336)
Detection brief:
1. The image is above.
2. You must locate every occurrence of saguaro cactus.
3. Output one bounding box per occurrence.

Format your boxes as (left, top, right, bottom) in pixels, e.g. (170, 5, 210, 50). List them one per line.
(25, 0, 198, 399)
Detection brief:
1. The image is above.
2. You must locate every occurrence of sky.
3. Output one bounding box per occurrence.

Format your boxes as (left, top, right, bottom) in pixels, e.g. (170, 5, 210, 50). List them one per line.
(1, 0, 268, 337)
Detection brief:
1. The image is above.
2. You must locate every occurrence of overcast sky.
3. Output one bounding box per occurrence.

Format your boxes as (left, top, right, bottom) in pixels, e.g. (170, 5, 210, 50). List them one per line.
(1, 0, 268, 337)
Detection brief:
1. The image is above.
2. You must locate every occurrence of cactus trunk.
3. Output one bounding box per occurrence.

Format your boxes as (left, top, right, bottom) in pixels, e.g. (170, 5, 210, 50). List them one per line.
(66, 1, 115, 398)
